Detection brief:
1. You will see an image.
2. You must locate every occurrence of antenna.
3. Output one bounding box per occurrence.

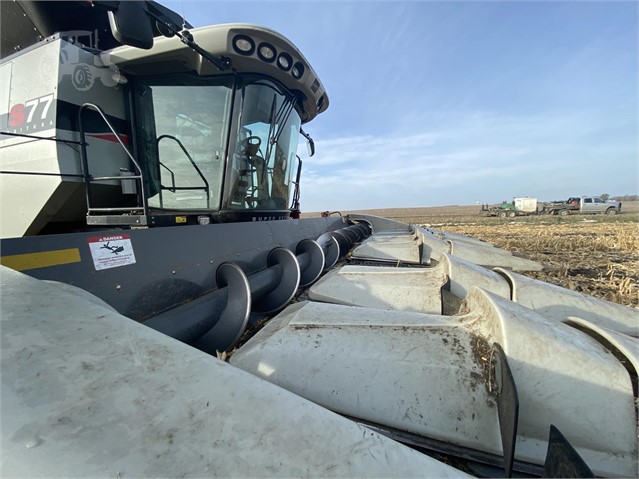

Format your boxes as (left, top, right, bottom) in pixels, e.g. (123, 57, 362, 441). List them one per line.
(180, 0, 187, 30)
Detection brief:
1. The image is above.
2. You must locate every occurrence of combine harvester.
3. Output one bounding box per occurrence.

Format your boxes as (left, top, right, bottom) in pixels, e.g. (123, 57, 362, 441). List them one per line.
(1, 1, 637, 477)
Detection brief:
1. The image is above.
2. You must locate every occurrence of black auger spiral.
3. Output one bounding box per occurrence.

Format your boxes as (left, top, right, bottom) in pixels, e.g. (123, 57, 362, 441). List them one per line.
(144, 222, 372, 354)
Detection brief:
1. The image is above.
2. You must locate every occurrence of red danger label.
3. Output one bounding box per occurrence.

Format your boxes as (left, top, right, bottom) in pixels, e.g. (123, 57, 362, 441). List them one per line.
(87, 234, 136, 271)
(88, 234, 130, 243)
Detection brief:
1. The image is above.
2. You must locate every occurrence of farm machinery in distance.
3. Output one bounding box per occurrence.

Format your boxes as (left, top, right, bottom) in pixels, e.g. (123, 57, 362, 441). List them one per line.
(480, 197, 539, 218)
(541, 196, 622, 216)
(481, 195, 623, 218)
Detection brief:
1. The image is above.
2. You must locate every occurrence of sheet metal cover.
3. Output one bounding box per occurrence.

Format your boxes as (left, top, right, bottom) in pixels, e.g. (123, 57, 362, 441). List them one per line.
(351, 233, 421, 263)
(308, 264, 446, 313)
(497, 267, 639, 337)
(0, 266, 470, 478)
(231, 290, 637, 477)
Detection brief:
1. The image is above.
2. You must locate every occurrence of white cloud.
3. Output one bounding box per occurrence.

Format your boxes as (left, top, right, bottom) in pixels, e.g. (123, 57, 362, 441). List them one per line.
(297, 110, 637, 212)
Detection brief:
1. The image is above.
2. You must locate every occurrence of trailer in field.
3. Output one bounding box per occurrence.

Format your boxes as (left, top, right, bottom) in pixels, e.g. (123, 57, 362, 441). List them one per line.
(480, 197, 538, 218)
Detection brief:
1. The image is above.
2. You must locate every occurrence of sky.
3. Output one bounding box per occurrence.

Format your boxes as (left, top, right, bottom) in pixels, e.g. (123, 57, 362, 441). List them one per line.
(166, 0, 638, 211)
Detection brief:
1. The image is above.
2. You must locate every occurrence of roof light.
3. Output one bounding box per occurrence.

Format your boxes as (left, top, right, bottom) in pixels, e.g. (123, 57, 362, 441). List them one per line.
(277, 52, 292, 71)
(291, 62, 305, 79)
(232, 34, 255, 56)
(258, 42, 276, 63)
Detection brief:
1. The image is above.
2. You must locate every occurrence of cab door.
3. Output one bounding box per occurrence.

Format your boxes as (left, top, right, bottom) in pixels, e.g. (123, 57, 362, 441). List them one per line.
(591, 197, 607, 213)
(581, 197, 595, 214)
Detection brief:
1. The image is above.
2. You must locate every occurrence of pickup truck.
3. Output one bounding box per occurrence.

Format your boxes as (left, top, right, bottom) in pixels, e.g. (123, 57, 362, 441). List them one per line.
(542, 196, 622, 216)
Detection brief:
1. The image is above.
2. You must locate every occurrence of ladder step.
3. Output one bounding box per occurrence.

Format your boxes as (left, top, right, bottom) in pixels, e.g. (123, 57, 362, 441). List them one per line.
(86, 215, 148, 226)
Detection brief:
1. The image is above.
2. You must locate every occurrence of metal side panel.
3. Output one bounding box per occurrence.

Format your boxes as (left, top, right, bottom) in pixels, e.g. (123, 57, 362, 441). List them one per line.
(441, 254, 511, 301)
(232, 289, 637, 477)
(421, 227, 494, 248)
(417, 227, 544, 272)
(564, 316, 639, 372)
(450, 240, 544, 272)
(0, 217, 347, 319)
(42, 280, 118, 312)
(351, 232, 421, 263)
(0, 142, 62, 239)
(495, 267, 639, 337)
(0, 265, 470, 478)
(470, 289, 637, 478)
(347, 213, 411, 233)
(231, 300, 504, 456)
(308, 264, 447, 313)
(419, 231, 452, 262)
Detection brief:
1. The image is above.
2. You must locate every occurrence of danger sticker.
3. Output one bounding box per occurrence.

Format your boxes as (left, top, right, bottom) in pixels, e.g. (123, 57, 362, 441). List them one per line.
(87, 234, 136, 271)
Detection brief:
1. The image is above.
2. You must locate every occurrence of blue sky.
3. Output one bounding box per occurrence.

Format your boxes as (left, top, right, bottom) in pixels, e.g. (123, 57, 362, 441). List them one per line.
(167, 0, 637, 211)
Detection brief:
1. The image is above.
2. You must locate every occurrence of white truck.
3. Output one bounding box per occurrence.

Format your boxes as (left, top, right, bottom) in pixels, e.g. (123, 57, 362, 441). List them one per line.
(542, 196, 622, 216)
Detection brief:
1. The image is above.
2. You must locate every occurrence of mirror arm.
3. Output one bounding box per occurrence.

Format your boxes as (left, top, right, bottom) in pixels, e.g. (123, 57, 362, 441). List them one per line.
(145, 9, 232, 71)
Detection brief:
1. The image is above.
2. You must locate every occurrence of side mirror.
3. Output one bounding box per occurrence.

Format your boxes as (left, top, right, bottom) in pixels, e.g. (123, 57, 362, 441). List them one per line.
(300, 127, 315, 157)
(107, 2, 154, 49)
(307, 137, 315, 157)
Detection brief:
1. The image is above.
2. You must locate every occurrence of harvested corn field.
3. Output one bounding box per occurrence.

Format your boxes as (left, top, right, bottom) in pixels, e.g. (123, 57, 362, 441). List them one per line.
(305, 203, 639, 308)
(439, 221, 638, 309)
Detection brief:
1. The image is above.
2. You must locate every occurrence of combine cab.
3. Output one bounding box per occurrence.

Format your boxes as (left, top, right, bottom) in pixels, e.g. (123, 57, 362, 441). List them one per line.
(1, 2, 637, 477)
(0, 1, 326, 237)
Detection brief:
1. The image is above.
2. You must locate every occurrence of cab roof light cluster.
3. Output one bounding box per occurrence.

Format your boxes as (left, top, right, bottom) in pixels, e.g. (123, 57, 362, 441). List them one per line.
(277, 52, 292, 71)
(291, 62, 304, 79)
(233, 34, 306, 80)
(258, 42, 276, 63)
(232, 34, 255, 56)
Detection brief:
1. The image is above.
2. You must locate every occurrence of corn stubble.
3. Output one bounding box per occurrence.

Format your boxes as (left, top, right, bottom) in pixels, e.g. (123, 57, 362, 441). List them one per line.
(441, 222, 638, 308)
(309, 204, 638, 308)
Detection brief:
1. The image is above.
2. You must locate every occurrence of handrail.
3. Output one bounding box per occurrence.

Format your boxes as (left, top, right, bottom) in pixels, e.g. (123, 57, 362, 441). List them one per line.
(160, 162, 177, 192)
(158, 161, 175, 209)
(157, 134, 210, 209)
(78, 103, 148, 218)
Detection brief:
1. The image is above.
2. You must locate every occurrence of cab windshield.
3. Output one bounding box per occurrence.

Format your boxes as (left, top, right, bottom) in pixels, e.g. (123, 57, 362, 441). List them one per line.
(138, 75, 301, 214)
(225, 77, 301, 211)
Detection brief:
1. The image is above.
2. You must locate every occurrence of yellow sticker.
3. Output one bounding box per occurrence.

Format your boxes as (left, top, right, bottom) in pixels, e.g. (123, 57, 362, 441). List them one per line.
(175, 216, 187, 223)
(0, 248, 81, 271)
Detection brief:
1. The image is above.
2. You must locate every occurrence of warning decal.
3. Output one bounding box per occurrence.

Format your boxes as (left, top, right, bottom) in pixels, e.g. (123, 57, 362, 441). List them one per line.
(87, 234, 136, 271)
